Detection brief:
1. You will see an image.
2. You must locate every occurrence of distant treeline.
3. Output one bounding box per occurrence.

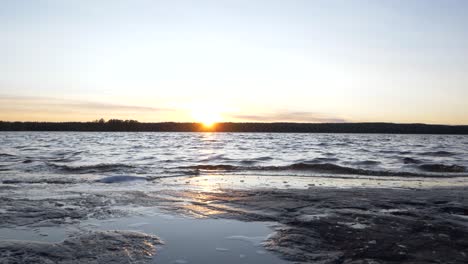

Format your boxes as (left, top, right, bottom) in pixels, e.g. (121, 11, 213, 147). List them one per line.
(1, 119, 468, 134)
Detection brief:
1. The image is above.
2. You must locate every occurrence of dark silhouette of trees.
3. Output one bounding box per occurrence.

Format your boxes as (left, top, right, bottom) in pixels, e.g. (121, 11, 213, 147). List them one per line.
(0, 120, 467, 134)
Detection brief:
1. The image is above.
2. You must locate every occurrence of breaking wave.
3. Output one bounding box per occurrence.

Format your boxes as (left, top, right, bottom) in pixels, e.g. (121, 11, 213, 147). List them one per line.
(181, 162, 468, 177)
(419, 164, 466, 173)
(48, 163, 136, 174)
(419, 151, 457, 157)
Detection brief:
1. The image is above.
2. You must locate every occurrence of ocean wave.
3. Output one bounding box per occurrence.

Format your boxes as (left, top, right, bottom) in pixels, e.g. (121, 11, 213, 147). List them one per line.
(254, 156, 274, 161)
(380, 150, 412, 155)
(306, 157, 340, 163)
(199, 154, 231, 162)
(185, 164, 238, 171)
(402, 157, 423, 164)
(353, 160, 381, 166)
(184, 163, 357, 173)
(48, 163, 135, 174)
(181, 162, 464, 177)
(0, 153, 19, 162)
(240, 156, 274, 164)
(419, 164, 465, 173)
(47, 157, 81, 163)
(2, 178, 77, 184)
(419, 151, 457, 157)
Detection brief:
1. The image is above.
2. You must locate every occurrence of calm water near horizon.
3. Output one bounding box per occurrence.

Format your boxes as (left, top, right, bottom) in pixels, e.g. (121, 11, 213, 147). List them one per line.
(1, 132, 468, 183)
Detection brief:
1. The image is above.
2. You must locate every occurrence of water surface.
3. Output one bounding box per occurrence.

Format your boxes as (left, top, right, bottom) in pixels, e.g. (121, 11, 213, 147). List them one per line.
(1, 132, 467, 184)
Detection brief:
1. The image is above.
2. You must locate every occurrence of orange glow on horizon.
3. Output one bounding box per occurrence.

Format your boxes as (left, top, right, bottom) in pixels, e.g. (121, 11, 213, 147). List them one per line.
(191, 104, 223, 128)
(201, 121, 216, 129)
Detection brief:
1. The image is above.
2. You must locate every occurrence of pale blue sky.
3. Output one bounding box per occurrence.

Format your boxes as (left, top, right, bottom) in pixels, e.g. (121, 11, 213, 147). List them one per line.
(1, 0, 467, 123)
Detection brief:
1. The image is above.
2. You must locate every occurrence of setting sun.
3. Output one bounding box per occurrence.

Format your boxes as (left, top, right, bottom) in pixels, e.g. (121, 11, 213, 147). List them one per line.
(191, 106, 222, 128)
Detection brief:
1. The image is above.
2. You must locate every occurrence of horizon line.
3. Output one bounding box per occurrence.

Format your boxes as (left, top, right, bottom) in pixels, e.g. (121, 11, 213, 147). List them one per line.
(1, 120, 468, 127)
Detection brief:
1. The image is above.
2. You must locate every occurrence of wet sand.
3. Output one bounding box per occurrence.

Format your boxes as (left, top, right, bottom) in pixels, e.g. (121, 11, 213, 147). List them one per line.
(1, 174, 468, 263)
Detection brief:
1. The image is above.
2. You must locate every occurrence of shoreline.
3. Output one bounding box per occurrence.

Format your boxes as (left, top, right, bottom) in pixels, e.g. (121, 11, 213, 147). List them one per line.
(1, 175, 468, 263)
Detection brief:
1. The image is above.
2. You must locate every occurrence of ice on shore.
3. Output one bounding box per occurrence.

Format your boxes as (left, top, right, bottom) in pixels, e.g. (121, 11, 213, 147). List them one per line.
(0, 230, 162, 264)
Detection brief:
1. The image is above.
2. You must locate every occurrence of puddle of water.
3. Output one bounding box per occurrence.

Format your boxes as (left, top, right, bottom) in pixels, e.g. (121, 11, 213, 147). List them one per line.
(0, 209, 287, 264)
(87, 213, 287, 264)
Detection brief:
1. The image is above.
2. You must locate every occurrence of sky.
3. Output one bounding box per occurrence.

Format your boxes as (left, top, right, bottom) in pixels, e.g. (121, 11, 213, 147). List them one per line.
(1, 0, 467, 124)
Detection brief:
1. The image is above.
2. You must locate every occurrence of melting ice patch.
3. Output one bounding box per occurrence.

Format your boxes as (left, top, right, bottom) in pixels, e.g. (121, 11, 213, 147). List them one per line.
(97, 175, 147, 183)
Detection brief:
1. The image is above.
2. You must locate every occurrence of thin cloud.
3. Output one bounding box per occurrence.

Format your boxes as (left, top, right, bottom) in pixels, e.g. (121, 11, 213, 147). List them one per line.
(56, 102, 169, 112)
(230, 111, 347, 123)
(0, 95, 172, 112)
(0, 95, 178, 121)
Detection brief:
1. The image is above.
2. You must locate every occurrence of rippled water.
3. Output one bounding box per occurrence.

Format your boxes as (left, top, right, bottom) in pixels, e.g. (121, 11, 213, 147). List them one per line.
(1, 132, 468, 184)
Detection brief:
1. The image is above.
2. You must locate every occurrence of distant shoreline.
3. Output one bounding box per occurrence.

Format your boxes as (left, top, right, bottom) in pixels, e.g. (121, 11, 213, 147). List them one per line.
(1, 120, 468, 134)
